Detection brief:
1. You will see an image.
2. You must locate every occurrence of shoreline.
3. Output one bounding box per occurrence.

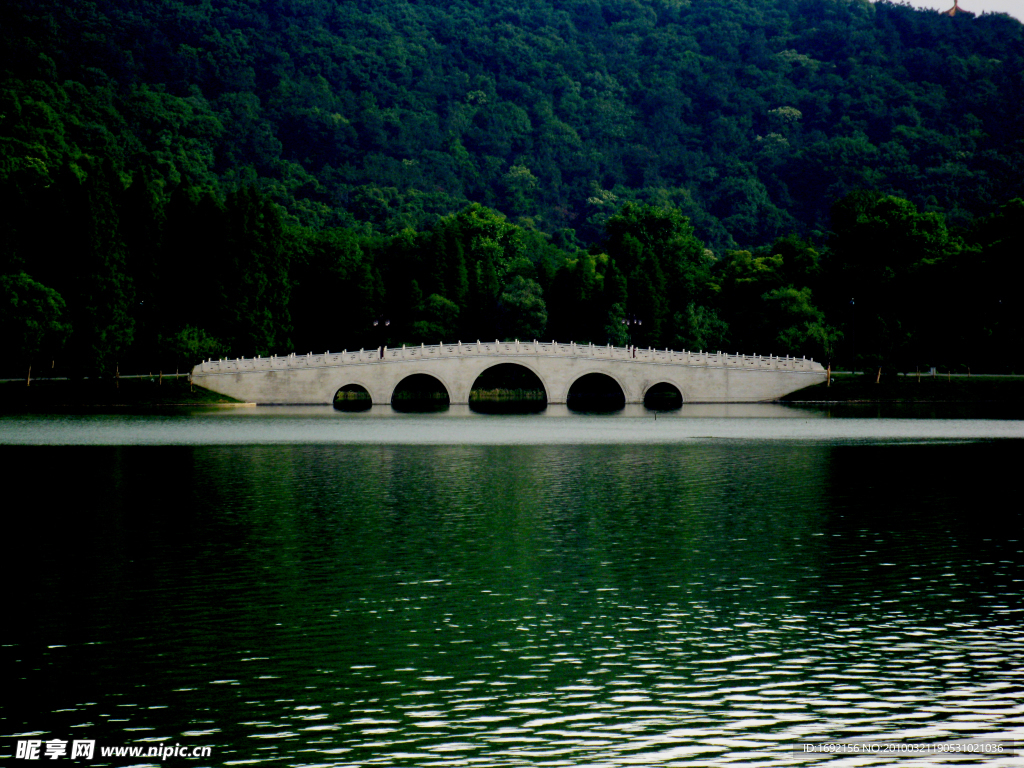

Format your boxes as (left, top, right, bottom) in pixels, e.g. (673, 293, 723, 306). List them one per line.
(0, 377, 244, 411)
(3, 374, 1024, 412)
(780, 373, 1024, 405)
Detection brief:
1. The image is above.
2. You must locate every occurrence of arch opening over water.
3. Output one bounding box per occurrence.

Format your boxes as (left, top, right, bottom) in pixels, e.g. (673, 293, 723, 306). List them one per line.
(392, 373, 450, 412)
(469, 363, 547, 414)
(333, 383, 372, 412)
(645, 382, 683, 410)
(567, 373, 625, 412)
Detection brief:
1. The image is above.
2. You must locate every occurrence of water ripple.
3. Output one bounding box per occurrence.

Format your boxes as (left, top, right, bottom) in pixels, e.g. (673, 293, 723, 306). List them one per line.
(2, 439, 1022, 765)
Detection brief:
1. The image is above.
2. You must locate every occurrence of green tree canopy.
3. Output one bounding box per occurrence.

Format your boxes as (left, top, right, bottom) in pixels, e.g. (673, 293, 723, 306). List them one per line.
(0, 272, 71, 379)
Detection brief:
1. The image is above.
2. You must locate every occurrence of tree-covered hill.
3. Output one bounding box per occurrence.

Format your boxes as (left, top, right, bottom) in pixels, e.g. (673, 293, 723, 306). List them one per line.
(3, 0, 1023, 246)
(2, 0, 1023, 382)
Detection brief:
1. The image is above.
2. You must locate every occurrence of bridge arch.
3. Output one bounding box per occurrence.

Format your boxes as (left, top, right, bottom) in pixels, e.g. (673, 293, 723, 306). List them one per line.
(333, 382, 373, 411)
(643, 380, 684, 410)
(565, 371, 627, 411)
(468, 362, 548, 413)
(390, 371, 453, 411)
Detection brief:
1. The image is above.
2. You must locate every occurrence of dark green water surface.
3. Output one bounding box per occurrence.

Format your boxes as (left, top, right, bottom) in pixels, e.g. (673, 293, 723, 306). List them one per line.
(2, 410, 1023, 766)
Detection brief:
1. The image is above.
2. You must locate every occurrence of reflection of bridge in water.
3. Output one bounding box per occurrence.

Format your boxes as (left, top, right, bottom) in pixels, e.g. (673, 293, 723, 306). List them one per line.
(191, 340, 827, 406)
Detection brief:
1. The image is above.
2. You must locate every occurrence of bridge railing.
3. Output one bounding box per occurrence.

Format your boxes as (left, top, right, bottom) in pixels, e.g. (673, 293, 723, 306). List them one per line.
(192, 340, 820, 374)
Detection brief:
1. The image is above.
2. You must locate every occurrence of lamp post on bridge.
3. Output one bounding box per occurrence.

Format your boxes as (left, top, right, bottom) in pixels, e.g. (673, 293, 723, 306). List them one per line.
(848, 298, 856, 374)
(372, 317, 390, 358)
(621, 315, 642, 357)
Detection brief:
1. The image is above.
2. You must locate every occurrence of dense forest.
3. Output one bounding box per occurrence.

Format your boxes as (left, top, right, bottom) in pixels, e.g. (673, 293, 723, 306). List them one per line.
(1, 0, 1022, 378)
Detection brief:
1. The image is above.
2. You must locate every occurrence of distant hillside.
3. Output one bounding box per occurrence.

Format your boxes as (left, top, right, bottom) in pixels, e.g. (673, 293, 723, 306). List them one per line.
(2, 0, 1023, 248)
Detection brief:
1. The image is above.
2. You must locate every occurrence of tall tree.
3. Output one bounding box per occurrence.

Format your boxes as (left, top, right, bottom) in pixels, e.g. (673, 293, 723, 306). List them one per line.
(0, 272, 71, 383)
(604, 203, 710, 346)
(826, 193, 961, 371)
(120, 171, 165, 367)
(222, 187, 292, 356)
(45, 159, 135, 375)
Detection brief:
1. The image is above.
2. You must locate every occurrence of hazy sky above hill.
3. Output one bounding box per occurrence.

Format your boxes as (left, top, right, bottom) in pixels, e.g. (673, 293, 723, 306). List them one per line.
(882, 0, 1024, 22)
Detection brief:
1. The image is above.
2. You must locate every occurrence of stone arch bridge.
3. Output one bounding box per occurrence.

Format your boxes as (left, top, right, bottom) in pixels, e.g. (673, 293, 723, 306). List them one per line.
(190, 340, 826, 405)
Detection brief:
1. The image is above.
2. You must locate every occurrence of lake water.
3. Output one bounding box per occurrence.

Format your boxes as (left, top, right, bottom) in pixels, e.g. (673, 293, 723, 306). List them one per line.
(3, 405, 1023, 766)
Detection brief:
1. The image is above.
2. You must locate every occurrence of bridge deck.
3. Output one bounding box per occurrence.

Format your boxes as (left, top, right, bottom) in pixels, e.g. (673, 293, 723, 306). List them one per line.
(193, 340, 820, 375)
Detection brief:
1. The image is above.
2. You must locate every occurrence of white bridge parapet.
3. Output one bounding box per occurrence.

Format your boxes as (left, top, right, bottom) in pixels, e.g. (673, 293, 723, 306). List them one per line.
(191, 340, 826, 405)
